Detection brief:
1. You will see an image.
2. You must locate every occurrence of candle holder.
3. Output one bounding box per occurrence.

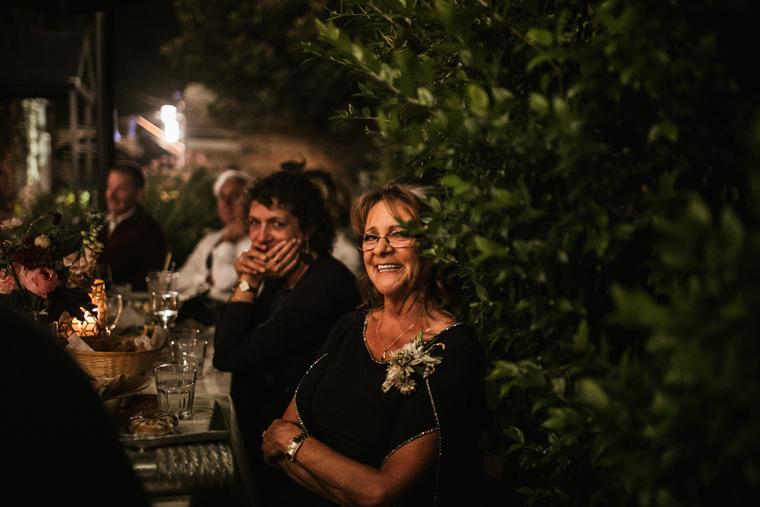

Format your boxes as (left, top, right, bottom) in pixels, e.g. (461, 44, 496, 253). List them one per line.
(71, 308, 101, 337)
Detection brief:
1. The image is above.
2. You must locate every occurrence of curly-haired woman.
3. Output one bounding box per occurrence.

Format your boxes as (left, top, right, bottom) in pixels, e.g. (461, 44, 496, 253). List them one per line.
(213, 170, 361, 504)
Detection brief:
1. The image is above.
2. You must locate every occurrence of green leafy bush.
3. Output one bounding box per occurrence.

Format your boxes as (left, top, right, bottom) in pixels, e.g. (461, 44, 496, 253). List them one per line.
(308, 0, 759, 505)
(141, 162, 220, 269)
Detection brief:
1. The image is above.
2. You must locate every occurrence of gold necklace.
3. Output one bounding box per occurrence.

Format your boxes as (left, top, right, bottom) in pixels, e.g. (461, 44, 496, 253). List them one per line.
(376, 310, 431, 361)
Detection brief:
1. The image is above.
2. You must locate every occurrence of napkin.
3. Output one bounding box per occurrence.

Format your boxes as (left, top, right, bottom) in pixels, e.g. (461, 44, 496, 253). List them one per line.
(66, 333, 94, 351)
(93, 374, 152, 401)
(134, 326, 166, 351)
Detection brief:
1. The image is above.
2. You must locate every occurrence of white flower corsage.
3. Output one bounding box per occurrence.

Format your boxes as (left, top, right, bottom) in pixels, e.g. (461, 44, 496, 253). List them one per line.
(381, 331, 445, 395)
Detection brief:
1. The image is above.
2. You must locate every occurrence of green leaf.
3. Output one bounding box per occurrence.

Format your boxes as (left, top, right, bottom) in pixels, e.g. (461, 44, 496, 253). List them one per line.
(526, 28, 553, 47)
(529, 92, 550, 116)
(465, 83, 490, 115)
(576, 378, 610, 409)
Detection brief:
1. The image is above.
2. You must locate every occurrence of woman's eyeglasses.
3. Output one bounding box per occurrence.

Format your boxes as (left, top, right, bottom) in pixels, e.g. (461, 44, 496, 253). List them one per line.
(357, 230, 414, 251)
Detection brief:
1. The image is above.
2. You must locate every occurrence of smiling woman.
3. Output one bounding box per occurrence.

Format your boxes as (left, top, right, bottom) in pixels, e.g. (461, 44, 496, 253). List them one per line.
(360, 200, 419, 301)
(261, 177, 487, 506)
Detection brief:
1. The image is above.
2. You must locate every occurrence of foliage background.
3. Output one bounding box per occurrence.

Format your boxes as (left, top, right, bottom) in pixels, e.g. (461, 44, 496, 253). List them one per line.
(140, 160, 220, 270)
(303, 0, 759, 505)
(164, 0, 368, 133)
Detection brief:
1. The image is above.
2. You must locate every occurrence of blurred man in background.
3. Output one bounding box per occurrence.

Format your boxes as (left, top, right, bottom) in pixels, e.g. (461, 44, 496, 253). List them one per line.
(97, 161, 166, 292)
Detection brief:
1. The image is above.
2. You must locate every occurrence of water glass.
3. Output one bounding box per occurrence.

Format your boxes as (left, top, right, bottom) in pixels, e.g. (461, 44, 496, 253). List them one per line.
(111, 282, 132, 300)
(151, 291, 179, 329)
(146, 270, 180, 293)
(167, 327, 200, 363)
(154, 364, 197, 419)
(173, 337, 208, 378)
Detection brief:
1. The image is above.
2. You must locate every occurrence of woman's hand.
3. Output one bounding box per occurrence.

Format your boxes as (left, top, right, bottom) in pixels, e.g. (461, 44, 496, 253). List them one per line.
(234, 246, 264, 282)
(236, 238, 301, 281)
(263, 238, 301, 280)
(262, 418, 305, 468)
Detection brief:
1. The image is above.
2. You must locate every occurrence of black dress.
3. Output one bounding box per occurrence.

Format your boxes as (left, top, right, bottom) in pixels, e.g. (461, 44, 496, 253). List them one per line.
(213, 254, 361, 505)
(291, 310, 487, 506)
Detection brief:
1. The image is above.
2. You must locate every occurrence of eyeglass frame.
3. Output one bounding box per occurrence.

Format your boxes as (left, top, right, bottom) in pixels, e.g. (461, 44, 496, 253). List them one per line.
(356, 230, 416, 251)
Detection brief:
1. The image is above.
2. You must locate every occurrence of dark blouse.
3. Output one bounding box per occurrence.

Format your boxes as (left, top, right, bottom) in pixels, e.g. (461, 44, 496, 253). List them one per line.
(293, 310, 486, 506)
(213, 255, 360, 504)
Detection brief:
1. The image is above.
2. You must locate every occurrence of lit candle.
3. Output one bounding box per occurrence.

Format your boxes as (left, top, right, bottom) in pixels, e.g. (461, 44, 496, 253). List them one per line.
(71, 308, 101, 337)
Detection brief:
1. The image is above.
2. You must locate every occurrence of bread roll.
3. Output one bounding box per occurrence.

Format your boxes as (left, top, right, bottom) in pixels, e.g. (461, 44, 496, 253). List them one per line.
(127, 411, 178, 434)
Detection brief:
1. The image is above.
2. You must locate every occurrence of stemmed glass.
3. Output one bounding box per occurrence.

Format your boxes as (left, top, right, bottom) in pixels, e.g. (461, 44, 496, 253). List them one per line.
(103, 294, 123, 335)
(151, 291, 179, 330)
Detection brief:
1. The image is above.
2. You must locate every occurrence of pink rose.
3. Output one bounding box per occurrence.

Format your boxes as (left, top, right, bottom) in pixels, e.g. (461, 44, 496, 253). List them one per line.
(19, 266, 59, 298)
(0, 270, 18, 294)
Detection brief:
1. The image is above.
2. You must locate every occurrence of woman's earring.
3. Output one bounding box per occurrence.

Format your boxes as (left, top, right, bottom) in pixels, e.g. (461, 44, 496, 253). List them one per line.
(300, 239, 312, 265)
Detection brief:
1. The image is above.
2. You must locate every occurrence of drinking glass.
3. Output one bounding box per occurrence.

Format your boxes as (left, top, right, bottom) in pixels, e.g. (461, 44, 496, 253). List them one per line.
(151, 291, 179, 330)
(146, 270, 180, 293)
(110, 282, 132, 300)
(103, 294, 123, 335)
(167, 327, 200, 363)
(174, 337, 208, 378)
(154, 364, 197, 419)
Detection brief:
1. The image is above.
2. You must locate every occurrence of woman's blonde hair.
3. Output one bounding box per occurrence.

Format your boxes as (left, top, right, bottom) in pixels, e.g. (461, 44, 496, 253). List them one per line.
(351, 177, 455, 316)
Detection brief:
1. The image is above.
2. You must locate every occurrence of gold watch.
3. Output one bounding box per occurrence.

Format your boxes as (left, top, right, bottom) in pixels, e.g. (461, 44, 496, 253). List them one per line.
(284, 431, 309, 462)
(238, 280, 252, 292)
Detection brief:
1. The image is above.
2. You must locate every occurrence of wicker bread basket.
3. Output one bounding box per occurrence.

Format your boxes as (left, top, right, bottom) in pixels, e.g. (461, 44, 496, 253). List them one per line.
(69, 346, 164, 380)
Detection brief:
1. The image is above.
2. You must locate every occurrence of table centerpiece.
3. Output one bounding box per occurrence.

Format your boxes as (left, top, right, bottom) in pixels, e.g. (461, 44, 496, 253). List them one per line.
(0, 211, 104, 326)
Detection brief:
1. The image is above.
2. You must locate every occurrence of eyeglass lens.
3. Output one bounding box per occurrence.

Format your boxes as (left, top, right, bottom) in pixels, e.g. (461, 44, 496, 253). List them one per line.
(360, 232, 412, 251)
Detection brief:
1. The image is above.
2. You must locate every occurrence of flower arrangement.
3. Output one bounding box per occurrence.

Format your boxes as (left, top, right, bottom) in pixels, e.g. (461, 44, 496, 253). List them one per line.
(381, 331, 445, 395)
(0, 211, 104, 323)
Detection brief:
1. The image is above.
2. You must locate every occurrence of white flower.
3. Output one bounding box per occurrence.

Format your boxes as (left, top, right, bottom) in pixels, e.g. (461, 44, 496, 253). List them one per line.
(34, 234, 52, 249)
(381, 331, 445, 395)
(63, 252, 93, 275)
(0, 217, 23, 231)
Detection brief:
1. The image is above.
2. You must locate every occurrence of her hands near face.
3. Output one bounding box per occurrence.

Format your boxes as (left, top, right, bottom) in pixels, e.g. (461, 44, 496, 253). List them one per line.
(235, 238, 301, 281)
(234, 247, 266, 282)
(264, 238, 302, 280)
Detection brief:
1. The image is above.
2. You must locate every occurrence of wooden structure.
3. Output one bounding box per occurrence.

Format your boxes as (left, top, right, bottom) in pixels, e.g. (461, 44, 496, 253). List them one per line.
(0, 14, 102, 196)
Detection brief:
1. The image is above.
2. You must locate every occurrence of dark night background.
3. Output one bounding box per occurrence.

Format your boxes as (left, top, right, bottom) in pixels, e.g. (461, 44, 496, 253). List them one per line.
(1, 0, 183, 117)
(110, 0, 182, 117)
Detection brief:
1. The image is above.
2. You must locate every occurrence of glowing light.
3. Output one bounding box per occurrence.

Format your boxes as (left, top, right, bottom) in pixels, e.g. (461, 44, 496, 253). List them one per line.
(161, 105, 180, 143)
(160, 105, 177, 124)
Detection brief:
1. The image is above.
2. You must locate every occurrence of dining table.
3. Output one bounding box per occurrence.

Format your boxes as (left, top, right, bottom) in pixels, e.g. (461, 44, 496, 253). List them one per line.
(105, 292, 259, 507)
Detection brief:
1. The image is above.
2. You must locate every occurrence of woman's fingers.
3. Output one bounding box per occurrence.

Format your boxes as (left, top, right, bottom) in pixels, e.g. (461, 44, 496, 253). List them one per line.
(269, 238, 300, 264)
(262, 418, 303, 466)
(264, 239, 301, 277)
(236, 248, 267, 275)
(237, 239, 302, 281)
